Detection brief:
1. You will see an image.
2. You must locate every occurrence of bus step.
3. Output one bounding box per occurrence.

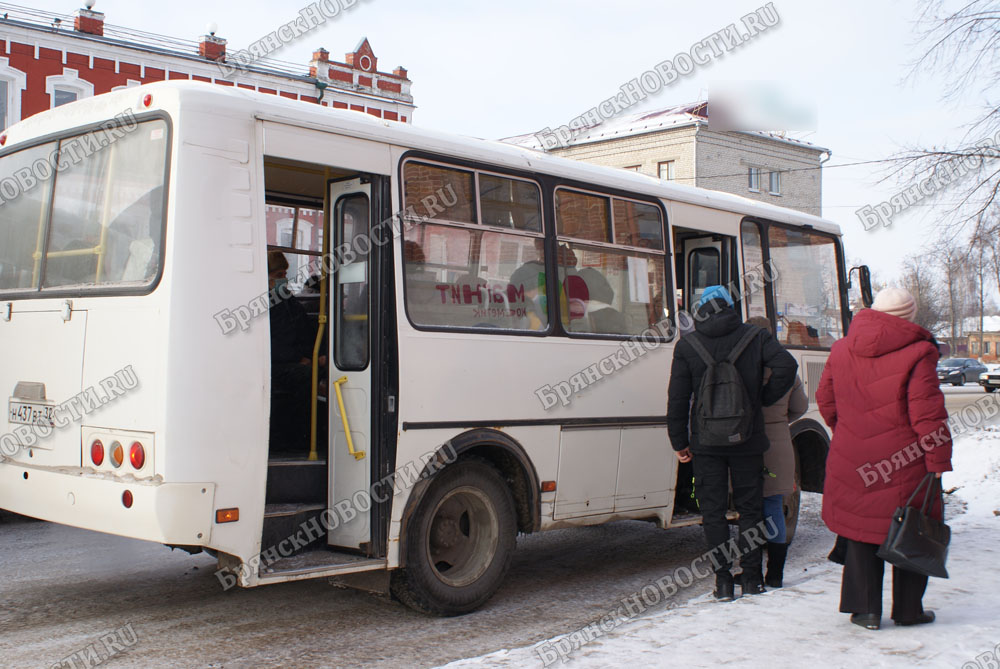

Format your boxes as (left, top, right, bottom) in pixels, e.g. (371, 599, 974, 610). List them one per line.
(265, 458, 327, 504)
(258, 547, 385, 582)
(261, 503, 327, 557)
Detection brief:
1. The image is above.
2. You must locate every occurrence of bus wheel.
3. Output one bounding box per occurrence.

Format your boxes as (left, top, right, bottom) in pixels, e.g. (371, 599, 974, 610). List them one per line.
(783, 448, 802, 544)
(391, 459, 516, 616)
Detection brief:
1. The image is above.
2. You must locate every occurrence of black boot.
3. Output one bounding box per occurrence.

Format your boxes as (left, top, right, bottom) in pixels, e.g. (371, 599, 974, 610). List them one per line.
(740, 570, 766, 595)
(765, 542, 789, 589)
(714, 571, 735, 601)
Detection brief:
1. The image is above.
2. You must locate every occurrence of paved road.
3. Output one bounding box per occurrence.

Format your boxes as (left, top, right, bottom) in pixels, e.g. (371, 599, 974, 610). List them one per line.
(942, 385, 1000, 425)
(0, 388, 989, 668)
(0, 494, 837, 669)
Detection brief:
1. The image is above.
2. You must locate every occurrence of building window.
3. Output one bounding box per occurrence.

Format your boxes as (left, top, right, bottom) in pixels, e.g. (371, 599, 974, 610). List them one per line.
(972, 341, 979, 355)
(985, 341, 991, 354)
(0, 57, 27, 130)
(45, 68, 94, 110)
(769, 171, 782, 195)
(53, 89, 78, 107)
(658, 160, 675, 180)
(748, 167, 761, 192)
(624, 165, 641, 172)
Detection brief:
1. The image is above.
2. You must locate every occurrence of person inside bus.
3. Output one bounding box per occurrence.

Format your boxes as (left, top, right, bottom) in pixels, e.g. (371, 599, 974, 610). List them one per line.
(579, 268, 626, 334)
(268, 250, 318, 455)
(667, 285, 797, 601)
(508, 261, 546, 330)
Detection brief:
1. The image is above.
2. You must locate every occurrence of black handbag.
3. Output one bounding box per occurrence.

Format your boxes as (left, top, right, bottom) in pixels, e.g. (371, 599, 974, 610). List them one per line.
(876, 473, 951, 578)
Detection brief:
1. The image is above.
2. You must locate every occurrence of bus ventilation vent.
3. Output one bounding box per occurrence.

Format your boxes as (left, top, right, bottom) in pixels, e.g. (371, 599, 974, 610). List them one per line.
(806, 361, 826, 404)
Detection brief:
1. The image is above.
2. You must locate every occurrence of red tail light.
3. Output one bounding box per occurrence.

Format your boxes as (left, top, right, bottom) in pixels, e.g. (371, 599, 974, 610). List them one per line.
(90, 439, 104, 466)
(122, 490, 133, 508)
(129, 442, 145, 469)
(142, 94, 152, 108)
(0, 134, 7, 146)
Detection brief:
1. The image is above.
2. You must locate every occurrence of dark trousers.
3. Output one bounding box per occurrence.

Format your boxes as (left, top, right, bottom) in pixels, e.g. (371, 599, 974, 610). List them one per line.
(840, 538, 928, 621)
(270, 362, 312, 453)
(692, 453, 765, 576)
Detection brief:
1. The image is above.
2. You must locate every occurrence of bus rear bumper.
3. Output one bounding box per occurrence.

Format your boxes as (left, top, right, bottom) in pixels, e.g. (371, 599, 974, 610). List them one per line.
(0, 462, 215, 546)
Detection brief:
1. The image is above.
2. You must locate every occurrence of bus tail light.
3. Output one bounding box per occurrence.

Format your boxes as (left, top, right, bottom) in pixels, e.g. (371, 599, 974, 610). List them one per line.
(122, 490, 133, 508)
(110, 441, 124, 468)
(129, 442, 145, 470)
(142, 94, 152, 108)
(0, 134, 6, 146)
(90, 439, 104, 466)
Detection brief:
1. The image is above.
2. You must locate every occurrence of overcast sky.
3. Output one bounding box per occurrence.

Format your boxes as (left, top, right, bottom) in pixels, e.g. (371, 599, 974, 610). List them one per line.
(26, 0, 991, 283)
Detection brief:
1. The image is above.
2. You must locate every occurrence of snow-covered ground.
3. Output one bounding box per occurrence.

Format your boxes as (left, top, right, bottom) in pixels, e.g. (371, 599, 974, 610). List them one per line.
(443, 428, 1000, 669)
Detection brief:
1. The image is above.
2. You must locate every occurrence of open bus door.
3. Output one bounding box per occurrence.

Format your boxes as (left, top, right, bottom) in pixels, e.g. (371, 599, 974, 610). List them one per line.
(326, 177, 375, 552)
(675, 232, 736, 312)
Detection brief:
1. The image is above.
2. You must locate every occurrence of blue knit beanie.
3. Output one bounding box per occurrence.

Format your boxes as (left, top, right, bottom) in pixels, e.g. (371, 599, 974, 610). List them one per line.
(697, 285, 734, 308)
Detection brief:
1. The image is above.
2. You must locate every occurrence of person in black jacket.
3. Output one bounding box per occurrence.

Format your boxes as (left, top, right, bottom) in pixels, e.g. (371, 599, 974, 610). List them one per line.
(268, 251, 317, 454)
(667, 285, 797, 600)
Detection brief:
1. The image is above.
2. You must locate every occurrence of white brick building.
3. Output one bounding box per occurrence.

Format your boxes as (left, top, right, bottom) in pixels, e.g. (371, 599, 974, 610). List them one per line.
(504, 103, 829, 216)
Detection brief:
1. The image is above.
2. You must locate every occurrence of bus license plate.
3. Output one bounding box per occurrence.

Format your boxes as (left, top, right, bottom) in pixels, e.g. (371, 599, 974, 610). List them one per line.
(8, 401, 56, 427)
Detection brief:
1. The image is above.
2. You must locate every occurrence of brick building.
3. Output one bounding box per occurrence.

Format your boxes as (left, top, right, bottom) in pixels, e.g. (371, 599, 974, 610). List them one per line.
(504, 102, 829, 216)
(0, 2, 414, 132)
(968, 332, 1000, 362)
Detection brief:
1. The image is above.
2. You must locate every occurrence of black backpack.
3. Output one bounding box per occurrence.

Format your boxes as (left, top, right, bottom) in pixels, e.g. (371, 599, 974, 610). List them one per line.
(685, 326, 759, 447)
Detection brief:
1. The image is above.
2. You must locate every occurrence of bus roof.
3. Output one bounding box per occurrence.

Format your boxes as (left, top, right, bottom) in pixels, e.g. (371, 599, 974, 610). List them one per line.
(5, 80, 842, 236)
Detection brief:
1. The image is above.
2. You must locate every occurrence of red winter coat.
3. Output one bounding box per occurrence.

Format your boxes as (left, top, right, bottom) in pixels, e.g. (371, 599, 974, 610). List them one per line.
(817, 309, 952, 545)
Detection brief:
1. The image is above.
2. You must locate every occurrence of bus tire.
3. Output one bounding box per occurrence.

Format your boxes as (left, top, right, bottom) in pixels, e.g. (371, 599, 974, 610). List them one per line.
(783, 448, 802, 544)
(390, 459, 516, 616)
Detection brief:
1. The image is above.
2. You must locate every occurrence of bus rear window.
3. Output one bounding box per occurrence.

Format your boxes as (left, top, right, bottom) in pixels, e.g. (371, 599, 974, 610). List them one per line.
(0, 118, 169, 295)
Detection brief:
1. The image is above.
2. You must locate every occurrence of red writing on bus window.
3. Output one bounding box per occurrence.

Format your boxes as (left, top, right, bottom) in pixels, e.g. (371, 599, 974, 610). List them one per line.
(435, 283, 527, 305)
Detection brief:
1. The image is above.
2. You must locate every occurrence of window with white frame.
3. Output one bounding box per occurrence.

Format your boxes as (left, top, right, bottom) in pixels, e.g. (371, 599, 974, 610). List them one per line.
(769, 171, 782, 195)
(658, 160, 675, 180)
(45, 69, 94, 110)
(748, 167, 761, 192)
(0, 57, 27, 130)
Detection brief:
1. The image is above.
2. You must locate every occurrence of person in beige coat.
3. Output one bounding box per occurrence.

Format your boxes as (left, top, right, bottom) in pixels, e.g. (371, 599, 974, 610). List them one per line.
(748, 317, 808, 588)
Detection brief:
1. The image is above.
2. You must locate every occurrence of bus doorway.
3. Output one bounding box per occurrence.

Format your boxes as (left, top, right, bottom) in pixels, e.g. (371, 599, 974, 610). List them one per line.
(672, 228, 738, 314)
(257, 140, 393, 583)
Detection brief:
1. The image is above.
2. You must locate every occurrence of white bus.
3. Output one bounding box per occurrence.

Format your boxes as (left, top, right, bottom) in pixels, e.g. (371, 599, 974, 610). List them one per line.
(0, 82, 870, 615)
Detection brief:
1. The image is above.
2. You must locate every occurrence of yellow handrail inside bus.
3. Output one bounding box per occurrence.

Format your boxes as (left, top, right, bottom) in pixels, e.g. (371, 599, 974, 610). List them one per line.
(333, 376, 365, 461)
(308, 167, 331, 462)
(38, 247, 102, 259)
(94, 140, 118, 282)
(30, 191, 48, 286)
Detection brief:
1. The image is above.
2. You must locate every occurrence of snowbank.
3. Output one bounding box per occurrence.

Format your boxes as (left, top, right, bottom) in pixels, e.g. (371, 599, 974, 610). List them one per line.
(442, 429, 1000, 668)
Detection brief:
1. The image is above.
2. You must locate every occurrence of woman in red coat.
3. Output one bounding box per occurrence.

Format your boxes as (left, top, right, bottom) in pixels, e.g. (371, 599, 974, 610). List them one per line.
(816, 287, 952, 630)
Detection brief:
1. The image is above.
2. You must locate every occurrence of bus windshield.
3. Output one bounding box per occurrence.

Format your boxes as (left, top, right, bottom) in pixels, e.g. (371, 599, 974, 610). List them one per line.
(0, 118, 169, 295)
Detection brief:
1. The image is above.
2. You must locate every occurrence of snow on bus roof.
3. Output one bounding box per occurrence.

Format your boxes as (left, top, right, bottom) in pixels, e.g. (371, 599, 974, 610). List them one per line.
(4, 81, 840, 236)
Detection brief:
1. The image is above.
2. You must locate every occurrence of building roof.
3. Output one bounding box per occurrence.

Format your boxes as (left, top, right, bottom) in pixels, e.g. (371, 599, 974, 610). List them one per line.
(964, 316, 1000, 333)
(0, 3, 411, 101)
(502, 101, 829, 153)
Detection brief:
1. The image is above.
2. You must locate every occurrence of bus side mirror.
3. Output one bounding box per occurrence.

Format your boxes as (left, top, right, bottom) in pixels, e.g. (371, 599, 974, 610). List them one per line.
(849, 265, 874, 308)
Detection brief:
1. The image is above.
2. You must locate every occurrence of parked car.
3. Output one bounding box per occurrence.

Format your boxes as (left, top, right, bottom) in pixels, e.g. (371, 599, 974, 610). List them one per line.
(937, 358, 988, 386)
(979, 363, 1000, 393)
